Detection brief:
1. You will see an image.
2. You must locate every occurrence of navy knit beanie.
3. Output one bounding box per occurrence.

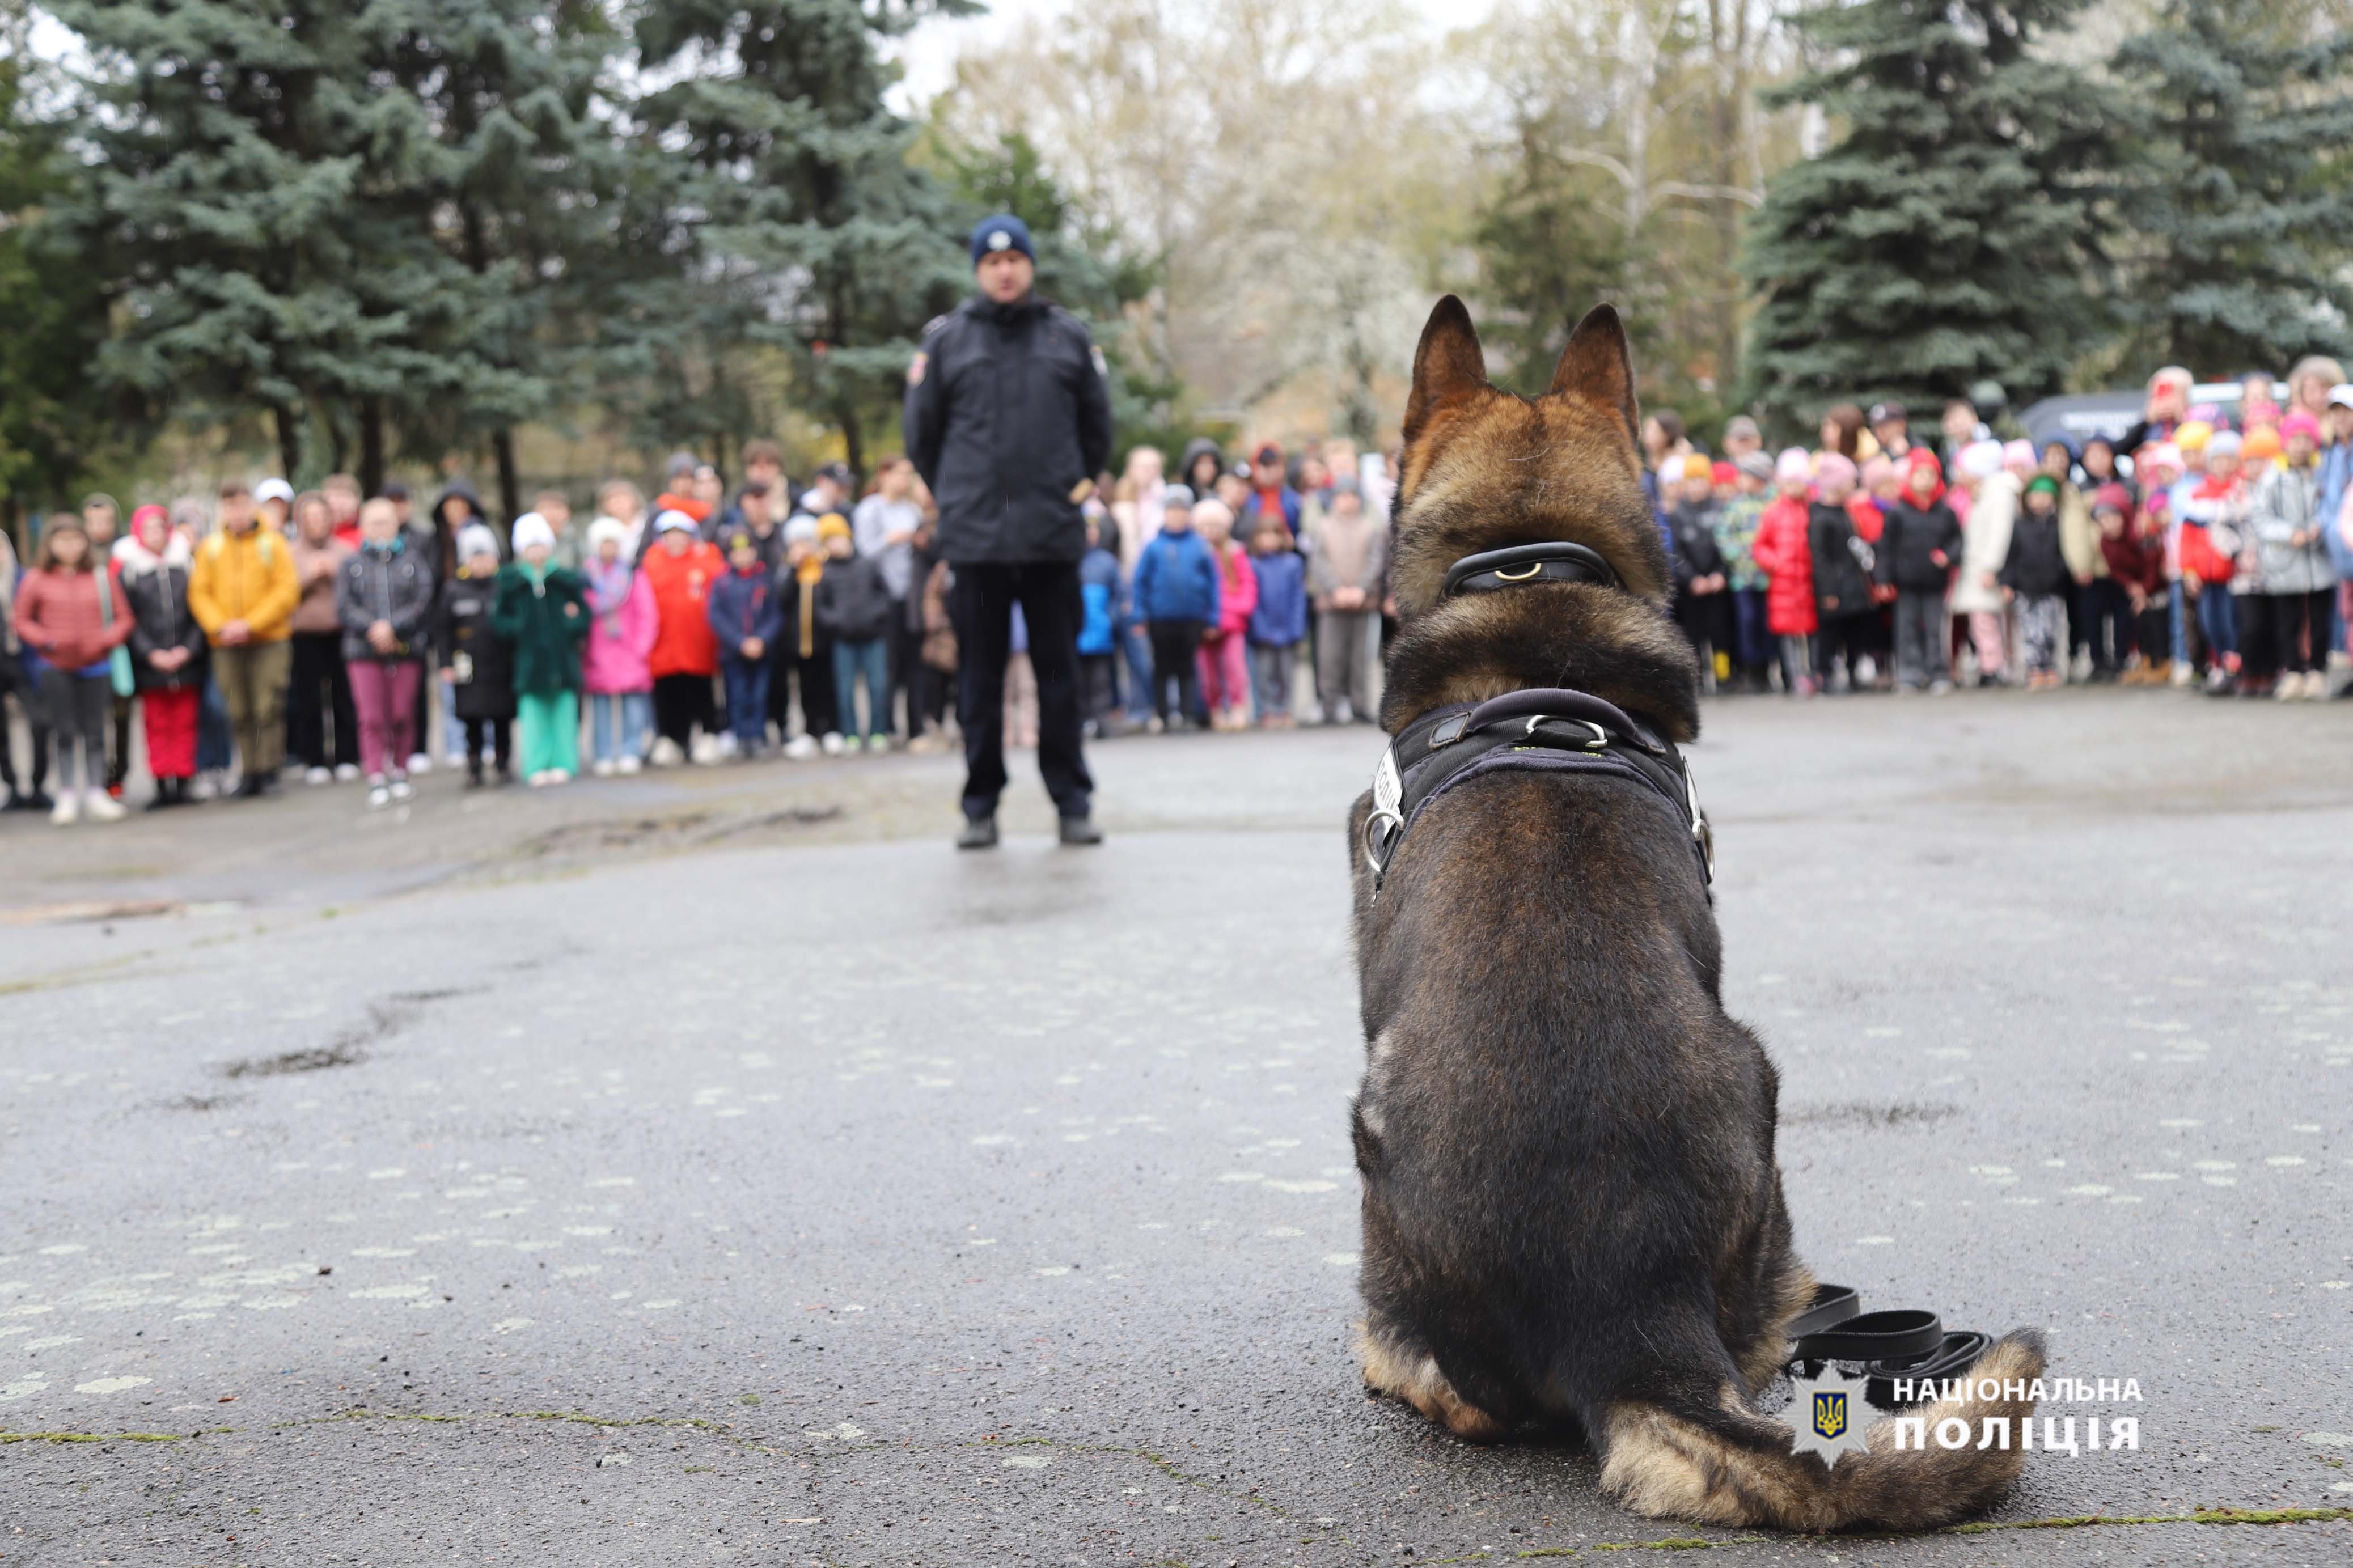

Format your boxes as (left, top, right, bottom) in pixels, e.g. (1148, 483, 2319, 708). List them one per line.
(970, 214, 1035, 265)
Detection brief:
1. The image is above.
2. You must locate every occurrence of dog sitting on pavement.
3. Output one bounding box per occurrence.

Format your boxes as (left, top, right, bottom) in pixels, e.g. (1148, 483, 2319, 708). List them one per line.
(1345, 296, 2044, 1531)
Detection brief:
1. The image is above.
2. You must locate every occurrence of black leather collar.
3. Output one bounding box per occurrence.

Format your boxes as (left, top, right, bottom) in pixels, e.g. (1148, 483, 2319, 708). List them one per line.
(1440, 542, 1619, 598)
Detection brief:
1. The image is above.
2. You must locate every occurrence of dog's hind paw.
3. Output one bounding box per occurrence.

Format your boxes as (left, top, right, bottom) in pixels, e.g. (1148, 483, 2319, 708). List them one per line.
(1356, 1319, 1506, 1442)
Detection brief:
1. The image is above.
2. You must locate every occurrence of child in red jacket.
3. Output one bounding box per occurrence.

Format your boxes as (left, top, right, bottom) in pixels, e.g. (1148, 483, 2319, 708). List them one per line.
(1750, 449, 1819, 696)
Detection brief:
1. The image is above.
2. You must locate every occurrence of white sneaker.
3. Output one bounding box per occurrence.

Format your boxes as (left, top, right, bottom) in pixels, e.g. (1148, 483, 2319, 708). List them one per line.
(189, 774, 217, 802)
(648, 736, 684, 768)
(784, 734, 818, 761)
(83, 789, 124, 823)
(389, 774, 414, 801)
(616, 755, 642, 775)
(2308, 671, 2334, 700)
(367, 784, 391, 809)
(547, 768, 572, 785)
(334, 762, 361, 782)
(715, 731, 739, 760)
(408, 752, 434, 775)
(304, 766, 332, 786)
(865, 734, 890, 754)
(689, 735, 720, 766)
(50, 791, 80, 825)
(2276, 677, 2301, 701)
(820, 731, 846, 757)
(592, 759, 616, 778)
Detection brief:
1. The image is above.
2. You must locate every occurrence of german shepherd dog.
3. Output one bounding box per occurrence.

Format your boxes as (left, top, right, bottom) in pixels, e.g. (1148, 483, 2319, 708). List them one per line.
(1346, 298, 2044, 1530)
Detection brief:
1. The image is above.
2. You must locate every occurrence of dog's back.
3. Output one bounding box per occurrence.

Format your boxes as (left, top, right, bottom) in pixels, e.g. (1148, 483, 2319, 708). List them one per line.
(1348, 299, 2043, 1531)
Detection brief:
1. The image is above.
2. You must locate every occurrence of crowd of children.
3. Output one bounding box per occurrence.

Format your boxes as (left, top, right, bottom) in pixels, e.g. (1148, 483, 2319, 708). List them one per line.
(1088, 439, 1391, 735)
(9, 359, 2349, 829)
(0, 446, 970, 827)
(1646, 360, 2353, 700)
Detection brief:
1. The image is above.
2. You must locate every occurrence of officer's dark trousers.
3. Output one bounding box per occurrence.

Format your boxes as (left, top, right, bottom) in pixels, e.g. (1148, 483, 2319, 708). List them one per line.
(951, 561, 1093, 822)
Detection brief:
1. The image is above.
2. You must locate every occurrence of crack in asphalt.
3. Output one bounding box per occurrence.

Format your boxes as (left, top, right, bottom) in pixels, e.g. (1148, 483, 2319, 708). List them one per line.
(214, 984, 485, 1078)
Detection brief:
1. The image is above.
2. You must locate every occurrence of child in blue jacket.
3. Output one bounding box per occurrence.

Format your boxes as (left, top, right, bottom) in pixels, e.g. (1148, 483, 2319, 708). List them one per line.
(1131, 489, 1220, 729)
(1245, 517, 1307, 726)
(706, 531, 784, 757)
(1078, 516, 1122, 737)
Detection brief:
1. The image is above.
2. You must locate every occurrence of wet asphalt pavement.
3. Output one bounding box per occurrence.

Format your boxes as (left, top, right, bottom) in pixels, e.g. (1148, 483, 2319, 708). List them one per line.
(2, 689, 2350, 1566)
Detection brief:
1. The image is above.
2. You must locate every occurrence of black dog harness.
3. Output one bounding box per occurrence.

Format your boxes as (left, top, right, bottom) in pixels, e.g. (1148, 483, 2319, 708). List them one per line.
(1362, 688, 1713, 902)
(1364, 545, 1713, 904)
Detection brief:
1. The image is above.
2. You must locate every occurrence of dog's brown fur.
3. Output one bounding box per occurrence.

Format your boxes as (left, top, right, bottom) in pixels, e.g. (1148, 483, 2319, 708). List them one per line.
(1347, 297, 2043, 1531)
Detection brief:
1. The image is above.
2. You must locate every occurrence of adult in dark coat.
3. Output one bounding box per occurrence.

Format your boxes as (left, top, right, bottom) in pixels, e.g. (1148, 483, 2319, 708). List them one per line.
(903, 213, 1113, 847)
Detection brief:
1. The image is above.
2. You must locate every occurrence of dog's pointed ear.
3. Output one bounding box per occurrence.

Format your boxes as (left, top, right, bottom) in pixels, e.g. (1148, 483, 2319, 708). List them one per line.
(1546, 303, 1640, 447)
(1403, 295, 1488, 448)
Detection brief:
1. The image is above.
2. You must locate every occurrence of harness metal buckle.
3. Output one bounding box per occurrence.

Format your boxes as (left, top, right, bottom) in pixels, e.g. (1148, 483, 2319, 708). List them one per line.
(1684, 761, 1715, 881)
(1365, 747, 1406, 881)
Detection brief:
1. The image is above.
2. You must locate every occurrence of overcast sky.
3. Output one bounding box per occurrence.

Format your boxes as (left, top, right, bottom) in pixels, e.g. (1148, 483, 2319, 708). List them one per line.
(885, 0, 1494, 111)
(28, 0, 1494, 113)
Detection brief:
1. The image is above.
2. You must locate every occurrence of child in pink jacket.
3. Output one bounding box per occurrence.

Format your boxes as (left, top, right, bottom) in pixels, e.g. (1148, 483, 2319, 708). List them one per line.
(581, 515, 658, 775)
(1195, 501, 1259, 728)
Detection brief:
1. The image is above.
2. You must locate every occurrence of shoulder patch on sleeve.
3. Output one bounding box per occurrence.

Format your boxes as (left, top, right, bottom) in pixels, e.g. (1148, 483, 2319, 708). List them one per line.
(906, 350, 928, 388)
(1090, 344, 1110, 381)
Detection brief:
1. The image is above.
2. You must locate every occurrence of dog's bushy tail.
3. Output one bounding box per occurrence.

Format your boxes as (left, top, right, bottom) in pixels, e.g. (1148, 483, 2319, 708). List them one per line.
(1596, 1330, 2046, 1532)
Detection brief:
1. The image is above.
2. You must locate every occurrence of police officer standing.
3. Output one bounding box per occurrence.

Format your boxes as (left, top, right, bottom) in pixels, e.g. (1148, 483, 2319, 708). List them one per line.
(905, 214, 1113, 849)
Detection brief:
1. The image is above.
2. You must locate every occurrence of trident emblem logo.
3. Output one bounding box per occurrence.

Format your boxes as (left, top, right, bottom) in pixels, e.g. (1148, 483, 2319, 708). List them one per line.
(1784, 1366, 1870, 1465)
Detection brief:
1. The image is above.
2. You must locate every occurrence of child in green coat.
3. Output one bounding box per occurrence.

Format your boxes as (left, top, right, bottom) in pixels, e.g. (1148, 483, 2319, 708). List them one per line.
(492, 512, 591, 785)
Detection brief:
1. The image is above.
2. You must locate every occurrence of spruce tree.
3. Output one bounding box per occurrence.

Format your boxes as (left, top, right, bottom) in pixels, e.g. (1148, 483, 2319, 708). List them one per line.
(48, 0, 389, 480)
(1470, 150, 1635, 399)
(0, 35, 112, 535)
(2110, 0, 2353, 371)
(1741, 0, 2119, 422)
(632, 0, 975, 475)
(52, 1, 630, 501)
(383, 0, 628, 515)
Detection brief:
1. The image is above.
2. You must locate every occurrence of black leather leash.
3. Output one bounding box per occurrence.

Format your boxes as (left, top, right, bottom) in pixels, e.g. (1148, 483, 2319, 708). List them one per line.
(1362, 685, 1714, 904)
(1785, 1283, 1994, 1410)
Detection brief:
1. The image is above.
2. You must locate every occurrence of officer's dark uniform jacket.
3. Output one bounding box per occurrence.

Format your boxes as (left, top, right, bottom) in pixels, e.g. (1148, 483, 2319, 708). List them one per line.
(903, 293, 1114, 566)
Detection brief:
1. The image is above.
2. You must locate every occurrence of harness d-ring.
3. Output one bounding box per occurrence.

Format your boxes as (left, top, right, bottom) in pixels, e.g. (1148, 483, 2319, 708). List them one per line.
(1527, 715, 1608, 750)
(1362, 807, 1402, 876)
